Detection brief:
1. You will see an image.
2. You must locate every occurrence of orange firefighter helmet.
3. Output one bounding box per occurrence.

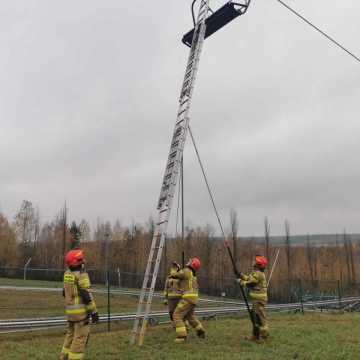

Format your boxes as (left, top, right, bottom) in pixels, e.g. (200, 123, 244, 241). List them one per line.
(189, 257, 201, 271)
(255, 255, 268, 269)
(65, 249, 85, 267)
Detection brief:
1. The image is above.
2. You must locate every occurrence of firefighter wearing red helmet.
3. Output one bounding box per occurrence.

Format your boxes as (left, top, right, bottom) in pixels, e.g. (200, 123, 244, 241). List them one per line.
(163, 261, 182, 328)
(237, 255, 269, 341)
(171, 257, 205, 343)
(60, 248, 99, 360)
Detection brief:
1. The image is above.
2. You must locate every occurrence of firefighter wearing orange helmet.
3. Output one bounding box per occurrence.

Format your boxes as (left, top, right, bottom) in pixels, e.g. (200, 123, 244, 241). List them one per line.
(237, 255, 269, 341)
(171, 257, 205, 343)
(163, 261, 182, 328)
(60, 249, 99, 360)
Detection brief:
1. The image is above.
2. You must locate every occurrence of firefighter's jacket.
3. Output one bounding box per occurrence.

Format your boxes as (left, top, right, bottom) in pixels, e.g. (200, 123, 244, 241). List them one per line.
(171, 267, 199, 305)
(241, 269, 268, 303)
(164, 266, 182, 300)
(63, 269, 97, 322)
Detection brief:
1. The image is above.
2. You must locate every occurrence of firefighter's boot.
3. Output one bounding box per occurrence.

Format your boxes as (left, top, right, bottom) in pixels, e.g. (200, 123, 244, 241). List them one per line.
(245, 335, 263, 344)
(245, 335, 257, 341)
(174, 336, 187, 343)
(196, 328, 206, 339)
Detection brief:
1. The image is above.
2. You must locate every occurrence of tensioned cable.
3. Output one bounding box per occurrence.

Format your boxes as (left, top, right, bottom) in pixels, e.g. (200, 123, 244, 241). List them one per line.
(275, 0, 360, 64)
(188, 125, 227, 239)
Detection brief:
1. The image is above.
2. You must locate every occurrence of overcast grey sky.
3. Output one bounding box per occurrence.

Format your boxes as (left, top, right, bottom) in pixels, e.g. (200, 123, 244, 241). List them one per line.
(0, 0, 359, 236)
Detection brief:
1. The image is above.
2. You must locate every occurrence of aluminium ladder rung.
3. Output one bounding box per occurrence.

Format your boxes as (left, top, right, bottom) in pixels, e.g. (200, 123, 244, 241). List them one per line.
(200, 1, 206, 9)
(171, 139, 181, 147)
(180, 98, 189, 106)
(177, 108, 187, 117)
(174, 127, 183, 136)
(156, 220, 168, 226)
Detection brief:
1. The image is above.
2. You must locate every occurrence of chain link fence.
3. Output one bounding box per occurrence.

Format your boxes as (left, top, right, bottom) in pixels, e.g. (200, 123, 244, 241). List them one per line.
(2, 266, 360, 305)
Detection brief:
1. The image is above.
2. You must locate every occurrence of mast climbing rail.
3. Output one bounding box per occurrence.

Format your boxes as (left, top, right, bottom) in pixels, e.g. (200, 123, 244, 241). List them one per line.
(130, 0, 210, 346)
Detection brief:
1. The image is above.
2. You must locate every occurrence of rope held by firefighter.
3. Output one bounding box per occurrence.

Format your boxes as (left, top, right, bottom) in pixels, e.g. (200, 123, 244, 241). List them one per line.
(224, 241, 260, 338)
(188, 125, 259, 338)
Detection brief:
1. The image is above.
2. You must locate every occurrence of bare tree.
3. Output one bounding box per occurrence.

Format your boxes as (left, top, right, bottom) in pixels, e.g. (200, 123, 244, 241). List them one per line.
(230, 209, 239, 267)
(306, 234, 315, 281)
(284, 219, 291, 281)
(348, 238, 356, 284)
(264, 216, 270, 263)
(343, 230, 352, 284)
(343, 230, 356, 284)
(0, 214, 17, 266)
(79, 219, 91, 242)
(14, 200, 37, 261)
(59, 202, 68, 267)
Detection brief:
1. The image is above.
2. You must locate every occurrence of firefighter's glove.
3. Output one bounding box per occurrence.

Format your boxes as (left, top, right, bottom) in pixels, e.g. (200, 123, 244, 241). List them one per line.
(240, 280, 247, 287)
(163, 299, 168, 306)
(236, 278, 246, 287)
(91, 312, 99, 324)
(172, 261, 181, 271)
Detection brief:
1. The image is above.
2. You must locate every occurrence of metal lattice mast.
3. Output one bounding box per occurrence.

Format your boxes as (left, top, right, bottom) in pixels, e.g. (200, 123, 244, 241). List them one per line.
(130, 0, 210, 346)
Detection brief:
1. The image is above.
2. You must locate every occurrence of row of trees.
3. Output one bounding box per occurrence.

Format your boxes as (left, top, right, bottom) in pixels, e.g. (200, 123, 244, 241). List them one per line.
(1, 200, 360, 300)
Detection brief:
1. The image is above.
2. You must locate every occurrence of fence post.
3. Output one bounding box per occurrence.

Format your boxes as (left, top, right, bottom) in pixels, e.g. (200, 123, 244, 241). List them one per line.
(299, 279, 304, 314)
(107, 269, 111, 332)
(337, 280, 342, 310)
(104, 231, 111, 331)
(23, 258, 32, 281)
(117, 267, 121, 288)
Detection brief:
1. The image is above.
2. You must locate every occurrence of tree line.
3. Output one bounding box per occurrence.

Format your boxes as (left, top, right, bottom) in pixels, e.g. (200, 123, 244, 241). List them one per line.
(1, 200, 359, 301)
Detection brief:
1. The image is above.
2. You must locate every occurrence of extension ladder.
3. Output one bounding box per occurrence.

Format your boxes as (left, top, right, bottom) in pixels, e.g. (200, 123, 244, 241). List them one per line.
(130, 0, 210, 346)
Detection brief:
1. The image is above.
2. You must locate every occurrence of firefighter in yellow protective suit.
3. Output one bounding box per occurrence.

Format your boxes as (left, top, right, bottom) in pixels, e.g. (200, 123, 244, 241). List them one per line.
(163, 261, 182, 327)
(60, 249, 99, 360)
(237, 255, 269, 341)
(172, 257, 206, 343)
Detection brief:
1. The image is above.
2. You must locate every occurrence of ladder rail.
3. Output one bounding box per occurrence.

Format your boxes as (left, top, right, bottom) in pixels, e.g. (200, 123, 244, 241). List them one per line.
(131, 0, 210, 346)
(130, 230, 160, 343)
(138, 231, 166, 345)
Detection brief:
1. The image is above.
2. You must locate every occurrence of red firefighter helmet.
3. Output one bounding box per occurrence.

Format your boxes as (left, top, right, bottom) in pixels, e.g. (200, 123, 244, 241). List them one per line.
(255, 255, 268, 269)
(189, 257, 201, 271)
(65, 249, 85, 267)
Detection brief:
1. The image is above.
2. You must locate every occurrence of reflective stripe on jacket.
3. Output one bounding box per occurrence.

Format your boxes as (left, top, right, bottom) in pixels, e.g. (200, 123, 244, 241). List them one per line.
(63, 269, 97, 321)
(242, 270, 268, 302)
(172, 267, 199, 305)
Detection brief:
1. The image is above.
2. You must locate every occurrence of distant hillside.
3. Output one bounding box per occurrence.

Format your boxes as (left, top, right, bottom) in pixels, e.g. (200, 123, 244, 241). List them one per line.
(238, 233, 360, 246)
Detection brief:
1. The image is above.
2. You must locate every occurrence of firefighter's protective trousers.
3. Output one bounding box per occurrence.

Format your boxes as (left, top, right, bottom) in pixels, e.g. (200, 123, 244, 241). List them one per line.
(168, 298, 180, 322)
(252, 301, 269, 338)
(60, 319, 90, 360)
(173, 299, 204, 338)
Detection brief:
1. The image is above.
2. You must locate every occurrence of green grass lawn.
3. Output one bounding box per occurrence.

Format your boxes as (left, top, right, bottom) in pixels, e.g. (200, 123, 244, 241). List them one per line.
(1, 312, 360, 359)
(0, 277, 230, 319)
(0, 277, 64, 288)
(0, 289, 165, 319)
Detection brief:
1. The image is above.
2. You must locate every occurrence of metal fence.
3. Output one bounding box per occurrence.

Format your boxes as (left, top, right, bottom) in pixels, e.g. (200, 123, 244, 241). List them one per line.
(1, 266, 359, 304)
